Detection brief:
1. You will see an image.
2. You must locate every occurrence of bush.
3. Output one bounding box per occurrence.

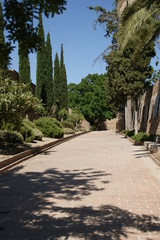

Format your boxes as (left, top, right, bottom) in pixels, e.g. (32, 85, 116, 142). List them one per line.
(64, 128, 75, 135)
(67, 110, 84, 127)
(90, 126, 96, 131)
(121, 129, 128, 135)
(61, 120, 74, 129)
(58, 108, 69, 121)
(127, 130, 135, 137)
(34, 117, 64, 139)
(20, 124, 35, 143)
(0, 130, 23, 143)
(23, 120, 43, 141)
(0, 77, 44, 131)
(131, 132, 152, 142)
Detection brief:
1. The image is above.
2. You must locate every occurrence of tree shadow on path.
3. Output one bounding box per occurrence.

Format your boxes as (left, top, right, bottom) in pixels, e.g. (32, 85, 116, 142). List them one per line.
(0, 167, 160, 239)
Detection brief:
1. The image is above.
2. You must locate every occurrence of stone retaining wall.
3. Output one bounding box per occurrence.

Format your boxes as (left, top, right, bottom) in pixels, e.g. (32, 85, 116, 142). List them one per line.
(121, 79, 160, 136)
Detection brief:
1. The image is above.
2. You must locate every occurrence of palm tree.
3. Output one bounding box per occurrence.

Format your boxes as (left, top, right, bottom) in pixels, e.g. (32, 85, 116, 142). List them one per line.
(117, 0, 160, 52)
(117, 0, 136, 17)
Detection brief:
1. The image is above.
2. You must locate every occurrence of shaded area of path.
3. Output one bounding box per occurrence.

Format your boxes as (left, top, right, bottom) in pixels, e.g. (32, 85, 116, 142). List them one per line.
(0, 131, 160, 239)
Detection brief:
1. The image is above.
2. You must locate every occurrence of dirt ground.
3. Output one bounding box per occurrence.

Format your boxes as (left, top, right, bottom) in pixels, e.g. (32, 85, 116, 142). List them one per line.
(0, 137, 56, 162)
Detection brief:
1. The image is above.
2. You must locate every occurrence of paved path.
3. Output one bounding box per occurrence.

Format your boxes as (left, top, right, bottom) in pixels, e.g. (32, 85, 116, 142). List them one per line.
(0, 131, 160, 240)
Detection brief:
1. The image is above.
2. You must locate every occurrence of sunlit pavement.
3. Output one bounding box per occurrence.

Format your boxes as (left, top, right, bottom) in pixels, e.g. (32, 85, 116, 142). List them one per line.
(0, 130, 160, 239)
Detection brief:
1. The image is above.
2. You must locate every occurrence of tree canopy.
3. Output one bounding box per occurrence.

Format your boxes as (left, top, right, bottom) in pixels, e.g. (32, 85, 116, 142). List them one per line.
(117, 0, 160, 55)
(105, 40, 155, 107)
(36, 14, 46, 103)
(68, 74, 113, 128)
(0, 76, 43, 130)
(59, 44, 68, 110)
(3, 0, 67, 52)
(0, 2, 11, 74)
(45, 32, 53, 113)
(18, 41, 31, 87)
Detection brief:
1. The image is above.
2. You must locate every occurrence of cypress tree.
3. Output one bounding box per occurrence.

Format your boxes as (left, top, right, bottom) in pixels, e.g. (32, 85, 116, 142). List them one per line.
(36, 13, 46, 104)
(0, 2, 9, 76)
(45, 32, 53, 113)
(18, 41, 31, 87)
(0, 2, 5, 48)
(53, 52, 60, 108)
(59, 44, 68, 110)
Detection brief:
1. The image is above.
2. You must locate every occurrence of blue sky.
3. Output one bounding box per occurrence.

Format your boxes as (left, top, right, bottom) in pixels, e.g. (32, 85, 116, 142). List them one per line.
(8, 0, 160, 84)
(9, 0, 114, 84)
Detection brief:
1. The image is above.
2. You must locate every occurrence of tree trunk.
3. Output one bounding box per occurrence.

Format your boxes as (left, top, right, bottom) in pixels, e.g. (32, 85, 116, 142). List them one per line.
(134, 99, 138, 135)
(125, 102, 127, 130)
(127, 98, 133, 131)
(125, 98, 133, 131)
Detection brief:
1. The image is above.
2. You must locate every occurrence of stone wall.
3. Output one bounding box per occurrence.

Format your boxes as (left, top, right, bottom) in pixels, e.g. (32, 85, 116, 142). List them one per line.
(106, 118, 116, 131)
(124, 80, 160, 136)
(80, 119, 90, 132)
(145, 80, 160, 135)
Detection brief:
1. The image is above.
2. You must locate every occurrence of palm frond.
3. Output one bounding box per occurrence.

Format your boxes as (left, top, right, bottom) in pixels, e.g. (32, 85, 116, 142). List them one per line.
(117, 0, 137, 17)
(118, 6, 160, 49)
(132, 22, 160, 59)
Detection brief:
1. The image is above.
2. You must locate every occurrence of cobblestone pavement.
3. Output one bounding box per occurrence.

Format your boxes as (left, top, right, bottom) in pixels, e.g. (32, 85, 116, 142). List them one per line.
(0, 131, 160, 240)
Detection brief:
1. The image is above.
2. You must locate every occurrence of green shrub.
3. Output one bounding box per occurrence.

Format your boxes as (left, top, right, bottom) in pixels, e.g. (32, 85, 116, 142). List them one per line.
(68, 110, 84, 127)
(127, 130, 135, 137)
(0, 130, 23, 143)
(61, 120, 74, 129)
(23, 120, 43, 141)
(20, 124, 35, 143)
(0, 77, 44, 131)
(34, 117, 64, 138)
(64, 128, 75, 135)
(121, 129, 129, 135)
(131, 132, 151, 142)
(32, 128, 43, 141)
(90, 126, 96, 131)
(58, 108, 69, 121)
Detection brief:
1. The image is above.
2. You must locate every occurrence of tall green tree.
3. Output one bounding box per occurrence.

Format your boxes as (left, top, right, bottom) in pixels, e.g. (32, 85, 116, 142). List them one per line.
(36, 13, 46, 104)
(18, 42, 31, 87)
(68, 74, 113, 128)
(3, 0, 67, 52)
(105, 40, 155, 133)
(59, 44, 68, 110)
(90, 2, 157, 134)
(45, 32, 53, 113)
(89, 5, 119, 57)
(0, 2, 5, 48)
(0, 2, 10, 76)
(53, 52, 60, 109)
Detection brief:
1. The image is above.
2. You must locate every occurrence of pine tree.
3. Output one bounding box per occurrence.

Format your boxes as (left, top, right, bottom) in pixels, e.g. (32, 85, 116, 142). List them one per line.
(53, 52, 60, 108)
(18, 41, 31, 87)
(45, 32, 53, 113)
(36, 13, 46, 104)
(59, 44, 68, 109)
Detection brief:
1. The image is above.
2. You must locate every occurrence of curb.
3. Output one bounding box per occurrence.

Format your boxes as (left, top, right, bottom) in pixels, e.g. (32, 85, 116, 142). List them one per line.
(127, 136, 143, 146)
(120, 133, 143, 145)
(121, 133, 160, 167)
(0, 131, 89, 173)
(149, 153, 160, 167)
